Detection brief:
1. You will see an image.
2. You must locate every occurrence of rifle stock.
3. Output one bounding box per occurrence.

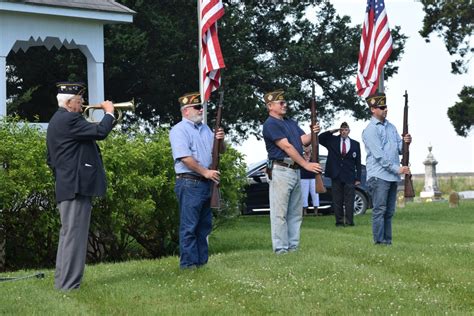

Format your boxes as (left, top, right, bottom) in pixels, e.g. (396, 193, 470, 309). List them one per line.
(310, 84, 327, 194)
(210, 90, 224, 209)
(402, 90, 415, 199)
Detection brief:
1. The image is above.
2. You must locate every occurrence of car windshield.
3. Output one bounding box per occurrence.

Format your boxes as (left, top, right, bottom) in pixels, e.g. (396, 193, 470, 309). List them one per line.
(246, 160, 266, 173)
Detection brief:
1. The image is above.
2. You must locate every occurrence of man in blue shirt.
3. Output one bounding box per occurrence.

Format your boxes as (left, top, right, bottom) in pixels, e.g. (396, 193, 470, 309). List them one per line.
(262, 89, 322, 254)
(362, 92, 411, 245)
(169, 92, 224, 269)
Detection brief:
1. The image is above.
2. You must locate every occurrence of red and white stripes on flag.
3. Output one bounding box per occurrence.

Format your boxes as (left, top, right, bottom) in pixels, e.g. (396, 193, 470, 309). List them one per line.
(356, 0, 393, 98)
(200, 0, 225, 102)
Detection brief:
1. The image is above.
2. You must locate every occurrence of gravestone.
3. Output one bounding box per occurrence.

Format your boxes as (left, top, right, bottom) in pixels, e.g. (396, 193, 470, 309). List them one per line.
(397, 191, 405, 208)
(449, 192, 460, 208)
(420, 145, 442, 200)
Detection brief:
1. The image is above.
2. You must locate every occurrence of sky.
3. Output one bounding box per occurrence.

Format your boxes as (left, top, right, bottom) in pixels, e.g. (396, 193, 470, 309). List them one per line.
(235, 0, 473, 174)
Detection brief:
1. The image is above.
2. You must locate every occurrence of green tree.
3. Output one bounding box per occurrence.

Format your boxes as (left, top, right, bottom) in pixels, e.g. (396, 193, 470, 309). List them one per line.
(447, 86, 474, 137)
(419, 0, 473, 75)
(104, 1, 406, 140)
(419, 0, 473, 136)
(6, 1, 406, 140)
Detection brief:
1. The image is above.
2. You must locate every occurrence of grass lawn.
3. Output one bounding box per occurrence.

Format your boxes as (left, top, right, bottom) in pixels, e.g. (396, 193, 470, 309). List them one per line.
(1, 201, 473, 315)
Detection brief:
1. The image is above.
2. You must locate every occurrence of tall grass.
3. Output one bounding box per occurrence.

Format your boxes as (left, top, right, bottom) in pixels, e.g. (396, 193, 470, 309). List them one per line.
(413, 175, 474, 197)
(1, 201, 473, 315)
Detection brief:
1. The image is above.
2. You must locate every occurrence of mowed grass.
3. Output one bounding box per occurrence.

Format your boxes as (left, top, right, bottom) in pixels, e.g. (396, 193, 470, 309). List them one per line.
(1, 201, 473, 315)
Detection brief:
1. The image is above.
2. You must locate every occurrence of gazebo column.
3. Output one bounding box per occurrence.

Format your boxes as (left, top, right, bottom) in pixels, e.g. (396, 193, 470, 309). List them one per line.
(87, 59, 105, 121)
(0, 55, 6, 117)
(80, 43, 105, 121)
(87, 59, 104, 104)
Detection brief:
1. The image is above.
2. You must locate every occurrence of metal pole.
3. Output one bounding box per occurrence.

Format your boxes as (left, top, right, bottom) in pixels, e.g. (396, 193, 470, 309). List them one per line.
(377, 68, 385, 93)
(197, 0, 208, 124)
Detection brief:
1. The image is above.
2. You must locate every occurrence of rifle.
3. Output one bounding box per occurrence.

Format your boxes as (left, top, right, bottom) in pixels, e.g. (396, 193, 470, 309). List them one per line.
(310, 83, 327, 194)
(402, 90, 415, 199)
(210, 90, 224, 209)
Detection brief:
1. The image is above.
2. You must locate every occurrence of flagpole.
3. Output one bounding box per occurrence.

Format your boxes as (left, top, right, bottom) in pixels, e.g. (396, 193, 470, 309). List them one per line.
(197, 0, 208, 124)
(378, 68, 385, 93)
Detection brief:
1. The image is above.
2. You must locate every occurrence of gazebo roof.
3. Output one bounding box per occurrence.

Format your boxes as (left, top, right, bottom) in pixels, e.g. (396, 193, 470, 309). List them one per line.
(1, 0, 135, 14)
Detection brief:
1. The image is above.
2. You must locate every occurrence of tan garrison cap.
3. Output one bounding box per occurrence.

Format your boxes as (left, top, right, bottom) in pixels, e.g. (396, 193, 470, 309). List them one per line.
(366, 92, 387, 107)
(178, 92, 202, 107)
(264, 89, 285, 104)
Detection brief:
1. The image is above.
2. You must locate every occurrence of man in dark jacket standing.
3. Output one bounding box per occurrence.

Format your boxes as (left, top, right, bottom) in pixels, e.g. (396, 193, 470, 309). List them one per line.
(46, 82, 114, 290)
(319, 122, 362, 226)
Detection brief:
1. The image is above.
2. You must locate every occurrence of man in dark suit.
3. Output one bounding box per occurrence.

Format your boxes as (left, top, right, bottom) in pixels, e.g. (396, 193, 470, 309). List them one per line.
(46, 82, 114, 290)
(319, 122, 362, 226)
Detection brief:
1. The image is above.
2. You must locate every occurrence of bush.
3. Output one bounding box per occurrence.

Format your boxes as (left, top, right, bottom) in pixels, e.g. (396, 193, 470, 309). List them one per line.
(0, 117, 247, 270)
(0, 119, 58, 270)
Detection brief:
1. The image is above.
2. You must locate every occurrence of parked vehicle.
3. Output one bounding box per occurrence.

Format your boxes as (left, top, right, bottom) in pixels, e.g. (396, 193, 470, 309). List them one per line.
(243, 156, 371, 216)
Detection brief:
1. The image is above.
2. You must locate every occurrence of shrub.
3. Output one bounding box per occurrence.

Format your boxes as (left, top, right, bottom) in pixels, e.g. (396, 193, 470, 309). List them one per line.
(0, 119, 58, 270)
(0, 117, 247, 270)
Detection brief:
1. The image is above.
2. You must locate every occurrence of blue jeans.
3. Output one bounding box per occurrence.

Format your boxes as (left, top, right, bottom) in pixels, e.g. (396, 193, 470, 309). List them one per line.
(269, 165, 303, 253)
(175, 178, 212, 268)
(367, 177, 398, 244)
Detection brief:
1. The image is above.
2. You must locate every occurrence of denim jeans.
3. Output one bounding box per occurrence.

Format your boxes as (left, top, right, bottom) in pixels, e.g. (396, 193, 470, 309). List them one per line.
(269, 165, 303, 253)
(175, 178, 212, 268)
(367, 177, 398, 244)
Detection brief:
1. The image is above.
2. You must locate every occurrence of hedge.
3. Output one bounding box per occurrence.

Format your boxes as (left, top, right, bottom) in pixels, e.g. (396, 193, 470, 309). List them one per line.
(0, 118, 247, 270)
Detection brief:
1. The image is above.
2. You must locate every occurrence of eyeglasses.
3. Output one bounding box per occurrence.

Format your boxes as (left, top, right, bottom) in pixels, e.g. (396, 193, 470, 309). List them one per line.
(274, 101, 286, 106)
(185, 104, 203, 110)
(375, 106, 387, 110)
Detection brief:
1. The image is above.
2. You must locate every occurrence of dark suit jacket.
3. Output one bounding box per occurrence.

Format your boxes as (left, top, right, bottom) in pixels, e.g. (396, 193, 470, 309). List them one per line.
(319, 131, 362, 184)
(46, 108, 114, 202)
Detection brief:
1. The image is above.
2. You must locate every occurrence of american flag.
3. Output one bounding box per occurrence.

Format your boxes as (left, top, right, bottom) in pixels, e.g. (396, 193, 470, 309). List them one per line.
(356, 0, 393, 98)
(200, 0, 225, 102)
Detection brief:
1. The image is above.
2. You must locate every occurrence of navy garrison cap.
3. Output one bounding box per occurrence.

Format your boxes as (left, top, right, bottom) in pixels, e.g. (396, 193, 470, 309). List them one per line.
(56, 82, 86, 95)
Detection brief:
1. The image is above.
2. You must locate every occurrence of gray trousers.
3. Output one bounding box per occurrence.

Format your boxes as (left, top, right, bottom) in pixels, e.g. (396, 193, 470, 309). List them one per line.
(55, 195, 92, 290)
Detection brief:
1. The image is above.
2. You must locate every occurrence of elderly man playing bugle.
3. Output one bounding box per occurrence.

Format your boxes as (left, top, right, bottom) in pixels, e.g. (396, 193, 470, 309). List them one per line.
(46, 82, 114, 290)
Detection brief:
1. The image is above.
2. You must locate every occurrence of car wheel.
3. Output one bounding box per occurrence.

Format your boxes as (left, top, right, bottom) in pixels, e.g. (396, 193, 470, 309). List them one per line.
(354, 190, 368, 216)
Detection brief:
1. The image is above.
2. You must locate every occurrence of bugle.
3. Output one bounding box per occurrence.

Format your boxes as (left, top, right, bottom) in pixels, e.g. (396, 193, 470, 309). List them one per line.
(82, 99, 135, 123)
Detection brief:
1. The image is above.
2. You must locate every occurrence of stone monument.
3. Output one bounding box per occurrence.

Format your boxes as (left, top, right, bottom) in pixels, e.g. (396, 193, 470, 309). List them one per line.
(420, 144, 442, 200)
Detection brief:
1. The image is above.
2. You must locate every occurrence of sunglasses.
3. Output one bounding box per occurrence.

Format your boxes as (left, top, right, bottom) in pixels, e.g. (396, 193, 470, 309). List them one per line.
(275, 101, 286, 106)
(185, 104, 203, 110)
(375, 106, 387, 110)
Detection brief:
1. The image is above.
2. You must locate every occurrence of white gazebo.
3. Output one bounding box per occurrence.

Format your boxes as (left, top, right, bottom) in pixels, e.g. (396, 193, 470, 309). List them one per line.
(0, 0, 135, 118)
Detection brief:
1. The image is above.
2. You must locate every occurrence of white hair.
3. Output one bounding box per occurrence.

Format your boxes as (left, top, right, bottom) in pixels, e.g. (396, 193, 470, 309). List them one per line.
(56, 93, 75, 108)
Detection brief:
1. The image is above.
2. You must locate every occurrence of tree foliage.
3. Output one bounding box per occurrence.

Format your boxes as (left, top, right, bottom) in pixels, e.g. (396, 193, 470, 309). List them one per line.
(419, 0, 474, 74)
(418, 0, 473, 136)
(447, 86, 474, 137)
(6, 1, 406, 141)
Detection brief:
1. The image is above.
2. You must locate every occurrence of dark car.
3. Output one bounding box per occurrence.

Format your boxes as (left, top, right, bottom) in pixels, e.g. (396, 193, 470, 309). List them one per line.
(243, 156, 371, 216)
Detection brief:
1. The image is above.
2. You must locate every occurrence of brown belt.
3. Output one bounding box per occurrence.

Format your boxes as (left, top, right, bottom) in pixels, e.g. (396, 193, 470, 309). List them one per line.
(273, 160, 300, 170)
(176, 173, 208, 182)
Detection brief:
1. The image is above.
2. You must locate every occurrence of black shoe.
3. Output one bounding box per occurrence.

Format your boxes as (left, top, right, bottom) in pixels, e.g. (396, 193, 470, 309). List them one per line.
(347, 223, 355, 226)
(335, 223, 345, 227)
